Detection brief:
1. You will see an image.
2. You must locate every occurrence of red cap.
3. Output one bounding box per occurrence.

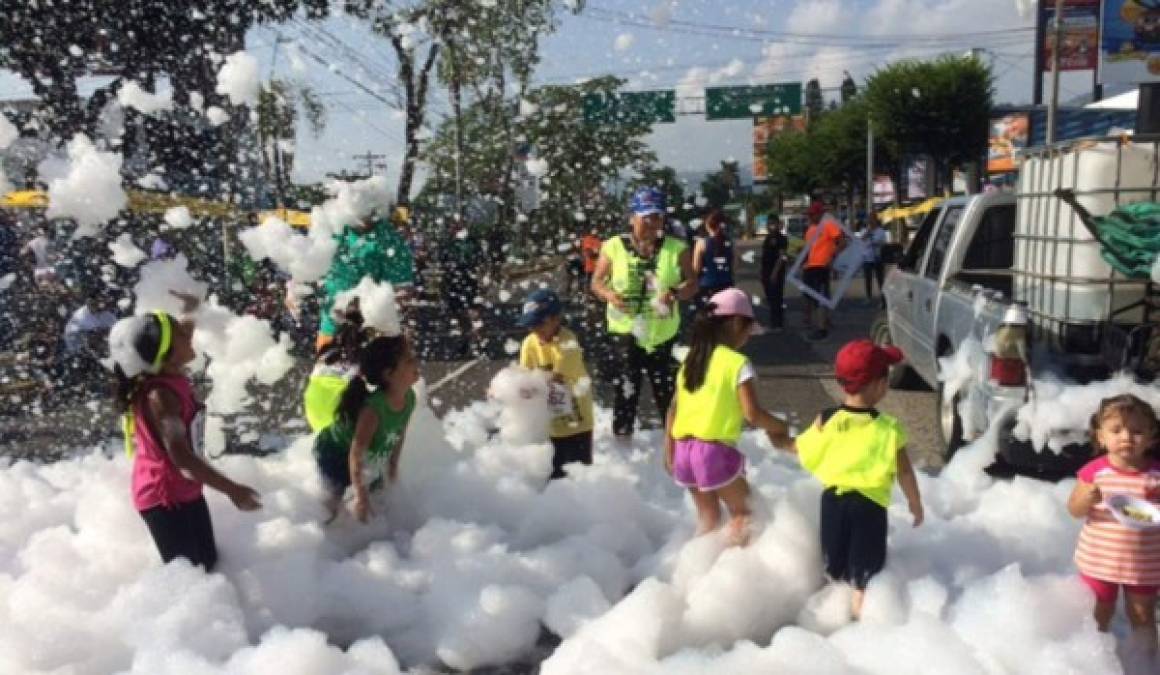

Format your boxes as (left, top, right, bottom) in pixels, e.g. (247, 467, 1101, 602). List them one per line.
(835, 339, 904, 393)
(807, 201, 826, 220)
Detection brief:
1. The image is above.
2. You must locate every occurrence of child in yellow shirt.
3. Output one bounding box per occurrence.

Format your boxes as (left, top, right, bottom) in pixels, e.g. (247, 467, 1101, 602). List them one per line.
(517, 289, 595, 479)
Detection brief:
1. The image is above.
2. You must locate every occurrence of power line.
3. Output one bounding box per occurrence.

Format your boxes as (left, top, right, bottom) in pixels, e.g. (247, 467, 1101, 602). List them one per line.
(584, 4, 1035, 45)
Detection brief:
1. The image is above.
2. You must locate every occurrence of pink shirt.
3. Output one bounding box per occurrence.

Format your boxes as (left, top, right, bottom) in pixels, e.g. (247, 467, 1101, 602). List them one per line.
(1075, 456, 1160, 585)
(130, 375, 205, 511)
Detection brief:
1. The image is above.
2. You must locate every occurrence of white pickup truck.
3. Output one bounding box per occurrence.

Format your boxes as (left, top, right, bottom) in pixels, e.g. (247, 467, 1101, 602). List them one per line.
(875, 136, 1160, 474)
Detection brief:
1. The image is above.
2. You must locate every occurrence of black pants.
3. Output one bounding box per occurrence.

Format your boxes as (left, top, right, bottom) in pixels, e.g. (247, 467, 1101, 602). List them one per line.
(820, 488, 887, 590)
(863, 261, 885, 299)
(550, 431, 593, 479)
(610, 334, 678, 436)
(763, 269, 786, 328)
(140, 495, 219, 571)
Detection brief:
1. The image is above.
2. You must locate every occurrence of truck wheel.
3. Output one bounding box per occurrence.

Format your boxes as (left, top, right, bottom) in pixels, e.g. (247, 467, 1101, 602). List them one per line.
(937, 383, 966, 458)
(870, 312, 920, 389)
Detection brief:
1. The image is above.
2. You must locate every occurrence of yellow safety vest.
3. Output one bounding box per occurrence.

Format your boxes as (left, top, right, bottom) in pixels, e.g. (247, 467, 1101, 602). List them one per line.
(672, 346, 748, 444)
(796, 407, 907, 507)
(602, 234, 687, 351)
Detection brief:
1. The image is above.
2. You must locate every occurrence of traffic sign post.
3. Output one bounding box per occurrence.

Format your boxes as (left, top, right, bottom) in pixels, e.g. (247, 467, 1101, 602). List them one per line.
(582, 90, 676, 125)
(705, 83, 802, 120)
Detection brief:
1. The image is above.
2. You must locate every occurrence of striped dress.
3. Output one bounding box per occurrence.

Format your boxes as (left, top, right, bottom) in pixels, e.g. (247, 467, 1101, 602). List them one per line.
(1074, 457, 1160, 585)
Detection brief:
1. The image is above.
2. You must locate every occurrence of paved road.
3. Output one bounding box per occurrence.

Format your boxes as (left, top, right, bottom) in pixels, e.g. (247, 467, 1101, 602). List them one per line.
(423, 239, 945, 471)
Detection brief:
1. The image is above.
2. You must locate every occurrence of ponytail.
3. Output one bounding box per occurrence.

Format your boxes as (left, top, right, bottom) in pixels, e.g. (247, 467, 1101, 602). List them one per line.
(336, 335, 408, 425)
(683, 303, 730, 393)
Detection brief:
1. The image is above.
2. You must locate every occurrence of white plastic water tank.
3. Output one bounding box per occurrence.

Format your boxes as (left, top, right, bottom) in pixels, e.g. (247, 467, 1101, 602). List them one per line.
(1014, 142, 1155, 324)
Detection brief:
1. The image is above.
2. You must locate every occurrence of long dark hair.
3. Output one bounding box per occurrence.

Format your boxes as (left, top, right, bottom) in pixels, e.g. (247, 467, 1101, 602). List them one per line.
(112, 313, 172, 413)
(321, 308, 365, 365)
(1089, 394, 1160, 456)
(683, 303, 735, 393)
(336, 335, 409, 425)
(705, 209, 727, 246)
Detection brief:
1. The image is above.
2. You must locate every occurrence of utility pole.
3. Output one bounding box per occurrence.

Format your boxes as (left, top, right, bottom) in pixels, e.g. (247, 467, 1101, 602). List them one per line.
(866, 121, 875, 220)
(352, 151, 388, 177)
(1046, 0, 1065, 144)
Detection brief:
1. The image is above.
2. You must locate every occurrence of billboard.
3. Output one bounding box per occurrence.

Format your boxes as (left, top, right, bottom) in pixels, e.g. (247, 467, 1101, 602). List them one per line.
(1101, 0, 1160, 84)
(988, 112, 1030, 174)
(1042, 0, 1101, 72)
(752, 115, 806, 184)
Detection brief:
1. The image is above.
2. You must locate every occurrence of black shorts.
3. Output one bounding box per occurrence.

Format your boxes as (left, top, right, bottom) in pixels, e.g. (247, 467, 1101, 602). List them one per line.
(820, 488, 887, 589)
(314, 434, 352, 495)
(549, 431, 593, 479)
(139, 495, 218, 570)
(802, 266, 831, 307)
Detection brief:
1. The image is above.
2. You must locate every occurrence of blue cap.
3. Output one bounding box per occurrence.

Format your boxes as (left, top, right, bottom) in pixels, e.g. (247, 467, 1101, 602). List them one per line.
(517, 288, 562, 328)
(630, 187, 666, 217)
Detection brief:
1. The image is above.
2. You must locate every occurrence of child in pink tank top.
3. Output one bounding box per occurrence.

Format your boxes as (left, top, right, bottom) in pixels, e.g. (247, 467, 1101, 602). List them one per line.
(109, 293, 261, 571)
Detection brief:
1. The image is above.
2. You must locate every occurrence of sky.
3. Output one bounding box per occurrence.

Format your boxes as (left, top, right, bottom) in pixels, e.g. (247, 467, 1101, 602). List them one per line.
(0, 0, 1123, 192)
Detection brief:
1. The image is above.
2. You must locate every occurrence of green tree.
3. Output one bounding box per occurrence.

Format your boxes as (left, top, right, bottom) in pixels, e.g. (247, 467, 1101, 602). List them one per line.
(700, 160, 741, 209)
(864, 55, 993, 192)
(805, 78, 825, 124)
(419, 75, 655, 247)
(840, 72, 858, 104)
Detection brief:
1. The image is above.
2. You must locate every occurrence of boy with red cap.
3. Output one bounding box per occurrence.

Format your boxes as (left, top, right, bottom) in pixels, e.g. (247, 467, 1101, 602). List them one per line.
(791, 338, 924, 619)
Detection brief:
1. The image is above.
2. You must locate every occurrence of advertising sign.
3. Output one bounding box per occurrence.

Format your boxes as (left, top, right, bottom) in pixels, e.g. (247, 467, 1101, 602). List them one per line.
(1042, 0, 1101, 72)
(752, 115, 806, 183)
(988, 112, 1030, 174)
(1101, 0, 1160, 84)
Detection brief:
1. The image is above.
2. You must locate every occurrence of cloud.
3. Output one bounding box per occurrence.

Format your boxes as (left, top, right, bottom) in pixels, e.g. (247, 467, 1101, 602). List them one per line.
(675, 58, 747, 98)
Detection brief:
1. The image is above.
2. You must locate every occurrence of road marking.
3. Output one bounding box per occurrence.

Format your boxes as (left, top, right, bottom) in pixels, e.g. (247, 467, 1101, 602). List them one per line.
(428, 357, 485, 394)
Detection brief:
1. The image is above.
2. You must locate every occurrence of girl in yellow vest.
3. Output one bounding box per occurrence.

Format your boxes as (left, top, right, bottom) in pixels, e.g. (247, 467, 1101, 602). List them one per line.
(664, 288, 790, 546)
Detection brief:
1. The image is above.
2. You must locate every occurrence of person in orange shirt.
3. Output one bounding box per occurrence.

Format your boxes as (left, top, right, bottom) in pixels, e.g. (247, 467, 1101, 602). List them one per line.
(580, 229, 602, 284)
(802, 199, 845, 341)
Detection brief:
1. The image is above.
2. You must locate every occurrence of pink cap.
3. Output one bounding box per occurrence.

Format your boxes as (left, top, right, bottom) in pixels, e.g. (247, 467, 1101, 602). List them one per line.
(709, 288, 766, 334)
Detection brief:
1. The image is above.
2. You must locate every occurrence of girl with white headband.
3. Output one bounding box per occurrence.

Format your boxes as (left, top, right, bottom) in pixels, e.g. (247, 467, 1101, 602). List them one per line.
(108, 292, 261, 571)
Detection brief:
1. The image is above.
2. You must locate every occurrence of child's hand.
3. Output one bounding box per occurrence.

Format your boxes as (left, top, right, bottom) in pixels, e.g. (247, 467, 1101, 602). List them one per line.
(354, 496, 373, 523)
(663, 437, 674, 475)
(169, 290, 201, 314)
(909, 499, 924, 527)
(1080, 482, 1102, 513)
(389, 456, 400, 484)
(228, 483, 262, 511)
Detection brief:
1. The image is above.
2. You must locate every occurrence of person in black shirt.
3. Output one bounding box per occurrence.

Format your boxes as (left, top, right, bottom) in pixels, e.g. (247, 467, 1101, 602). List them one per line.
(760, 214, 788, 330)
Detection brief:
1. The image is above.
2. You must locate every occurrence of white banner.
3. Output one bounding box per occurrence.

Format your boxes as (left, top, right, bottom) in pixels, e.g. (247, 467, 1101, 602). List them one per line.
(786, 215, 866, 310)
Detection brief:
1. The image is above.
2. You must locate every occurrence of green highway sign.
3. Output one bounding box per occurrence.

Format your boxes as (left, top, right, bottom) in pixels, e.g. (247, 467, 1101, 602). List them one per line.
(705, 83, 802, 120)
(583, 90, 676, 125)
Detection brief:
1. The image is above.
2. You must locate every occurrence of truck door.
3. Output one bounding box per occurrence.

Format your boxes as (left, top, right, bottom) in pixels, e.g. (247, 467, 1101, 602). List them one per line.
(910, 204, 965, 383)
(884, 207, 942, 365)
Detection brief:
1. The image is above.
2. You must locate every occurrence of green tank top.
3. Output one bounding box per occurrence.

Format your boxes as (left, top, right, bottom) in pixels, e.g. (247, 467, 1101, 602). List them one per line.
(318, 388, 417, 477)
(602, 234, 687, 351)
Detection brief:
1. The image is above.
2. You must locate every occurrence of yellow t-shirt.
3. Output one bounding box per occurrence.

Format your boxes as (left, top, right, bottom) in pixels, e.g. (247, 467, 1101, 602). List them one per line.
(518, 327, 594, 437)
(796, 407, 907, 507)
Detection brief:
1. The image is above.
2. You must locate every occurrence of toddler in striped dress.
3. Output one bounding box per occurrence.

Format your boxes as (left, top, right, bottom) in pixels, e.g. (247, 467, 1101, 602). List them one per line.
(1068, 394, 1160, 654)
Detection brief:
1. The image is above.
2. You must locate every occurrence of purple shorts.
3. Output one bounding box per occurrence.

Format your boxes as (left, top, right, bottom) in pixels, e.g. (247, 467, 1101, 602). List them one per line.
(672, 438, 745, 491)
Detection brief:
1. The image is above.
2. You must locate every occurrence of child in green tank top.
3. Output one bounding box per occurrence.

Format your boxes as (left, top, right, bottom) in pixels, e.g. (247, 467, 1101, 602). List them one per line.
(313, 334, 420, 523)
